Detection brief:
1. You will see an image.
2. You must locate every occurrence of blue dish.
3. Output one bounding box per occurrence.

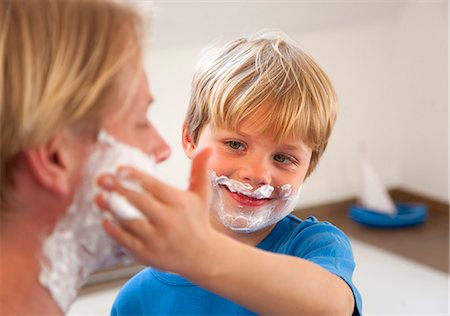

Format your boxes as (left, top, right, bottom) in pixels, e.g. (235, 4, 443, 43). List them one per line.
(349, 203, 428, 228)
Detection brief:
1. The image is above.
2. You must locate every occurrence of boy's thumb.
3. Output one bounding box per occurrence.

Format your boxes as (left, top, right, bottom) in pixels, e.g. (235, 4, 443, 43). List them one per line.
(188, 146, 212, 200)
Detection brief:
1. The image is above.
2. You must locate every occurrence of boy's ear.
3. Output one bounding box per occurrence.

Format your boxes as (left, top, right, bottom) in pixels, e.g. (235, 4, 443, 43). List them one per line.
(24, 129, 81, 197)
(182, 122, 196, 159)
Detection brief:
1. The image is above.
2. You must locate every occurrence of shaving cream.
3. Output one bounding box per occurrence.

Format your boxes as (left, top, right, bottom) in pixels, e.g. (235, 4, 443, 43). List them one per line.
(39, 130, 154, 311)
(210, 171, 302, 233)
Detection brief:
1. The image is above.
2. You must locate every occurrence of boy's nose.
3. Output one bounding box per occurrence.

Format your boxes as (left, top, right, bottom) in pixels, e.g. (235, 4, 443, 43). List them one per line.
(236, 159, 271, 187)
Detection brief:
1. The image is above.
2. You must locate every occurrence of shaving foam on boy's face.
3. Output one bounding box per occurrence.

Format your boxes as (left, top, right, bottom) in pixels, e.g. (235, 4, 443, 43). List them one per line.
(39, 130, 154, 312)
(209, 170, 302, 233)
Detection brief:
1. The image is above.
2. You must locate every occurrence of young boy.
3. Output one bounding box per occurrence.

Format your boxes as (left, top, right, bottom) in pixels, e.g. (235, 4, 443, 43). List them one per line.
(101, 31, 362, 315)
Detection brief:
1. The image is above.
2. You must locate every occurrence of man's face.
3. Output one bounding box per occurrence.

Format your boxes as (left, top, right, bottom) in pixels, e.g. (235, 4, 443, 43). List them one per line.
(38, 65, 172, 312)
(100, 65, 171, 163)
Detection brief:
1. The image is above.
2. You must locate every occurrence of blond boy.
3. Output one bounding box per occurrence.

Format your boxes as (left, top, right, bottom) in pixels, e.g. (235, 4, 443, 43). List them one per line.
(99, 31, 362, 315)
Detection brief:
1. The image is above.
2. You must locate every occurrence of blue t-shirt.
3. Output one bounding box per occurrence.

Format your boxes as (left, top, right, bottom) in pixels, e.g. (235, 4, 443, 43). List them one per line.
(111, 215, 362, 315)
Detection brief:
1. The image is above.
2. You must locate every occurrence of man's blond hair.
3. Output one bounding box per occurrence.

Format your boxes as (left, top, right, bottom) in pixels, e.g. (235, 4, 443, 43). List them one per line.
(185, 31, 337, 177)
(0, 0, 142, 205)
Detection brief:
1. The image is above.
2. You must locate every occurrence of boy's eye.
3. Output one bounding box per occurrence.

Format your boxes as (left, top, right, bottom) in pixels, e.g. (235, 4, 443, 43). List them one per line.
(226, 140, 244, 150)
(273, 154, 294, 164)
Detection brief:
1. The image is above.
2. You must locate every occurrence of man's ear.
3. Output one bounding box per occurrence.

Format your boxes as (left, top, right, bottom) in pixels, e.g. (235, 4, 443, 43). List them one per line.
(182, 122, 196, 159)
(24, 130, 80, 197)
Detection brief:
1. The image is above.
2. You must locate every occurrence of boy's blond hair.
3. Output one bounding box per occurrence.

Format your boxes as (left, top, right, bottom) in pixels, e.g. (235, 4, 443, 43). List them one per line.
(0, 0, 142, 205)
(186, 31, 337, 177)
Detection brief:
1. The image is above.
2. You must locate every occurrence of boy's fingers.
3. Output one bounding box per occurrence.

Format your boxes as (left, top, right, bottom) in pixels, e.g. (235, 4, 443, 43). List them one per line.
(114, 167, 178, 205)
(102, 219, 147, 257)
(99, 191, 164, 248)
(96, 192, 109, 210)
(111, 216, 158, 246)
(188, 147, 212, 200)
(98, 175, 166, 225)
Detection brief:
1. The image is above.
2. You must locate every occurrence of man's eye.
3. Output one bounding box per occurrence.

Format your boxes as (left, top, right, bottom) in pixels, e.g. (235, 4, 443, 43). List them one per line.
(226, 141, 244, 150)
(136, 121, 149, 129)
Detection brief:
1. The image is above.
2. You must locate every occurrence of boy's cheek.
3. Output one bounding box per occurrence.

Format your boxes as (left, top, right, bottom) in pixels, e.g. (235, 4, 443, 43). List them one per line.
(207, 149, 230, 167)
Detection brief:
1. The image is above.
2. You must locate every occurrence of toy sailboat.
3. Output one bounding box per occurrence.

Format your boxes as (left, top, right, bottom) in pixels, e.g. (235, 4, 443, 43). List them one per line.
(349, 150, 427, 228)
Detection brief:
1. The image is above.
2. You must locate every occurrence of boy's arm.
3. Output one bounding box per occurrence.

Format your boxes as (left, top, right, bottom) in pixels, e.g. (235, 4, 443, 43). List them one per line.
(97, 148, 356, 315)
(189, 232, 355, 315)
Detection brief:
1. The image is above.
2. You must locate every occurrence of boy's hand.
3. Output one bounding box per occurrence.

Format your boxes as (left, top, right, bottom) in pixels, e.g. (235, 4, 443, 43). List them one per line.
(96, 147, 219, 276)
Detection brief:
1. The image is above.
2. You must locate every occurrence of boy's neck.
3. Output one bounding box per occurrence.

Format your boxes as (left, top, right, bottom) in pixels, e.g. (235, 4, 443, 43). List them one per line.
(211, 218, 276, 246)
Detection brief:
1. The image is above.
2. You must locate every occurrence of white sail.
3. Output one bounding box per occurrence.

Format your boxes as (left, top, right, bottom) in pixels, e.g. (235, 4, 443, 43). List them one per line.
(360, 152, 397, 215)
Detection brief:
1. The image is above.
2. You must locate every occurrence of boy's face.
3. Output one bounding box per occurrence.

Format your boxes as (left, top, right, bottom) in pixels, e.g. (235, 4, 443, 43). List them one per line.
(183, 111, 313, 236)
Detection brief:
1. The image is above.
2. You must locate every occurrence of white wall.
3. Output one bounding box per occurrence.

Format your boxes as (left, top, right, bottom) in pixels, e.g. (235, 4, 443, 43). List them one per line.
(143, 1, 448, 208)
(391, 3, 448, 203)
(292, 21, 401, 207)
(295, 1, 448, 206)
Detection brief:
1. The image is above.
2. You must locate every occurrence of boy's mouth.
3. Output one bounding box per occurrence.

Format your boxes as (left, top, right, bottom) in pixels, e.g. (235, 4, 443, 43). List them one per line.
(222, 186, 271, 207)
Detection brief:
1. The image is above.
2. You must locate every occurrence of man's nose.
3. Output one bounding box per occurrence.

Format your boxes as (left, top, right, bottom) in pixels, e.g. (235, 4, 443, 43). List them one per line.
(148, 125, 171, 163)
(236, 156, 271, 186)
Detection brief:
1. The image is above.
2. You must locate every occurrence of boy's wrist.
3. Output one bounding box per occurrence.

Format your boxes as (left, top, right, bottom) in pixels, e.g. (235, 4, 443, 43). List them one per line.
(182, 230, 234, 283)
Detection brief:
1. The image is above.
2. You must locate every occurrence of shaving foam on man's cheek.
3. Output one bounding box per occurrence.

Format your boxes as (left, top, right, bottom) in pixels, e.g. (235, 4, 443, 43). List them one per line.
(99, 130, 154, 220)
(106, 192, 146, 220)
(209, 171, 302, 233)
(103, 173, 148, 221)
(39, 130, 155, 312)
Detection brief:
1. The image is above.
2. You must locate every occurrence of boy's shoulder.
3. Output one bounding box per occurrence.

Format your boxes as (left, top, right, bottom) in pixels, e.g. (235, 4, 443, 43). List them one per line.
(111, 267, 181, 315)
(113, 267, 153, 301)
(283, 213, 332, 227)
(260, 214, 356, 275)
(262, 214, 350, 253)
(272, 214, 362, 315)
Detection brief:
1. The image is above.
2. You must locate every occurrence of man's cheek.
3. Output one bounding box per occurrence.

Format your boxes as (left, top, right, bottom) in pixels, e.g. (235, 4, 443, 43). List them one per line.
(38, 129, 156, 312)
